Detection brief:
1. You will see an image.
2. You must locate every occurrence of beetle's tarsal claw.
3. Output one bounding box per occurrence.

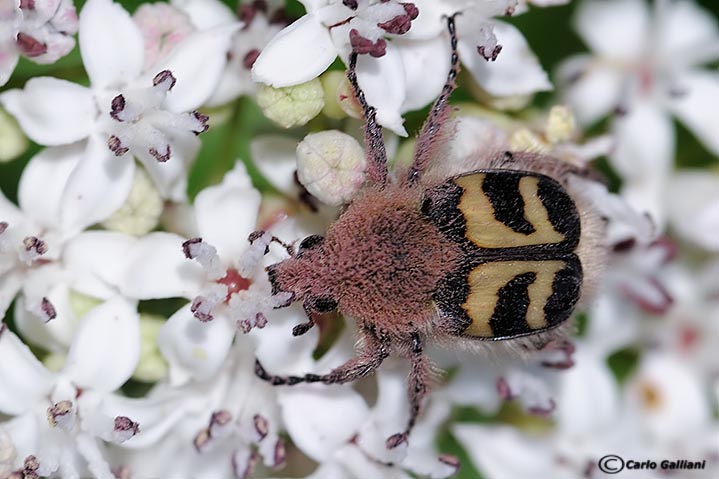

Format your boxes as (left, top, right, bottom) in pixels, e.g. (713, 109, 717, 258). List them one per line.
(385, 432, 408, 449)
(292, 321, 314, 336)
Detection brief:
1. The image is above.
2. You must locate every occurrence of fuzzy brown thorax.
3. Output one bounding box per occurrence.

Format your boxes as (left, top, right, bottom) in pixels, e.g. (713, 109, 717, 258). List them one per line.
(268, 184, 462, 335)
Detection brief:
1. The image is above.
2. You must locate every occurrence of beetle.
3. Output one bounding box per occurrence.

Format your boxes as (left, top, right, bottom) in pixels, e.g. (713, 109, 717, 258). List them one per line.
(253, 16, 604, 449)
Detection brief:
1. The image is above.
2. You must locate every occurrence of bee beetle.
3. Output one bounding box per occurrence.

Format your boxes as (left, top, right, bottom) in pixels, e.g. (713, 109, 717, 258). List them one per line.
(254, 16, 604, 449)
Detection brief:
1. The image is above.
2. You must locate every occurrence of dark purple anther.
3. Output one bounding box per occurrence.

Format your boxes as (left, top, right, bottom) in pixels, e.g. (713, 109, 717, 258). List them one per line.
(110, 95, 126, 121)
(16, 33, 47, 57)
(153, 70, 177, 90)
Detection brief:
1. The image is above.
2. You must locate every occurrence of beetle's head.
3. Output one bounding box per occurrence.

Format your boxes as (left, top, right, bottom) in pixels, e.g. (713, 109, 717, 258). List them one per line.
(266, 234, 338, 314)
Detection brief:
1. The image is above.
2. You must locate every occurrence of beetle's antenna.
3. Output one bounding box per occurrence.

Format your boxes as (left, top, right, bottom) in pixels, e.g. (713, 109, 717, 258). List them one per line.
(407, 14, 461, 184)
(347, 49, 389, 187)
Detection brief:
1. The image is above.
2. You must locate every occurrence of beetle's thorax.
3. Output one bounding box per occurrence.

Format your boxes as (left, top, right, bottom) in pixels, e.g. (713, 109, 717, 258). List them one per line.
(270, 185, 462, 335)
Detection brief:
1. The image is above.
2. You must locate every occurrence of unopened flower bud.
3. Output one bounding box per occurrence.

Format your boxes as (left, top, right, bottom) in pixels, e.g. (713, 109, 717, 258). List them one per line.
(296, 130, 367, 206)
(256, 79, 324, 128)
(320, 71, 348, 120)
(0, 107, 28, 162)
(101, 167, 163, 236)
(337, 75, 363, 120)
(509, 128, 548, 153)
(132, 314, 169, 382)
(68, 290, 102, 320)
(545, 105, 576, 144)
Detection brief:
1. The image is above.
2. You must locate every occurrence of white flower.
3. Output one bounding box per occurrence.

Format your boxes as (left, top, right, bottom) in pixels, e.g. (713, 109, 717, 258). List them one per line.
(108, 339, 285, 479)
(557, 0, 719, 224)
(0, 297, 141, 479)
(112, 162, 288, 384)
(0, 146, 137, 352)
(0, 0, 239, 227)
(0, 0, 79, 87)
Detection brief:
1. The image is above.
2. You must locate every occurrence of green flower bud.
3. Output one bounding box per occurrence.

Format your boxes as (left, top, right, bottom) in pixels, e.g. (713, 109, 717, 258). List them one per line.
(102, 167, 163, 236)
(257, 79, 324, 128)
(0, 107, 28, 162)
(133, 314, 168, 383)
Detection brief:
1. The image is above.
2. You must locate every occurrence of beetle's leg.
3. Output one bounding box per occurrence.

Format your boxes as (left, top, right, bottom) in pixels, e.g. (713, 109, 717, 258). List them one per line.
(255, 327, 390, 385)
(407, 14, 461, 185)
(386, 332, 429, 449)
(291, 304, 320, 336)
(347, 51, 388, 186)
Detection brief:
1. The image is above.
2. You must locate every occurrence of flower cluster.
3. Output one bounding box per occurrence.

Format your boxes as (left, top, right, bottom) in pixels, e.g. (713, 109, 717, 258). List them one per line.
(1, 0, 717, 478)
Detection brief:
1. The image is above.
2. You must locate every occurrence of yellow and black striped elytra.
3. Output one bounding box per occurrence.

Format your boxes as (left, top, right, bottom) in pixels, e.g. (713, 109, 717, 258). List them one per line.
(423, 170, 583, 340)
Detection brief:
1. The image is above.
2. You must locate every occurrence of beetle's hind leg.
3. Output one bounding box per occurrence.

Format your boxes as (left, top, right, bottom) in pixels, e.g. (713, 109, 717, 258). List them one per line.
(386, 333, 431, 449)
(407, 14, 461, 185)
(255, 326, 390, 385)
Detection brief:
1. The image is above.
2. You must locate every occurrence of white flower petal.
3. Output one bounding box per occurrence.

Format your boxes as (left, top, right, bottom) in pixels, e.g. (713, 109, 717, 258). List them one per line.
(60, 136, 135, 235)
(557, 55, 623, 126)
(0, 270, 22, 320)
(396, 35, 450, 112)
(172, 0, 237, 30)
(574, 0, 650, 61)
(459, 21, 552, 97)
(666, 171, 719, 251)
(0, 51, 18, 89)
(0, 329, 55, 414)
(445, 361, 503, 414)
(62, 297, 140, 392)
(555, 344, 619, 436)
(14, 283, 78, 352)
(354, 43, 408, 136)
(452, 424, 554, 479)
(154, 25, 241, 113)
(157, 305, 235, 384)
(668, 70, 719, 156)
(251, 135, 300, 196)
(64, 231, 138, 298)
(280, 386, 370, 462)
(120, 232, 204, 299)
(135, 134, 198, 201)
(610, 101, 674, 226)
(656, 0, 719, 66)
(251, 305, 321, 375)
(79, 0, 144, 89)
(0, 78, 94, 145)
(19, 144, 82, 230)
(0, 190, 23, 225)
(252, 14, 337, 87)
(194, 162, 261, 260)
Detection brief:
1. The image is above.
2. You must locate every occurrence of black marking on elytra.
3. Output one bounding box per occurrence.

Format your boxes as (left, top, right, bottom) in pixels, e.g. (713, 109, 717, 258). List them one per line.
(544, 254, 582, 327)
(481, 172, 536, 235)
(422, 181, 467, 244)
(537, 175, 581, 250)
(488, 271, 535, 337)
(433, 264, 474, 335)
